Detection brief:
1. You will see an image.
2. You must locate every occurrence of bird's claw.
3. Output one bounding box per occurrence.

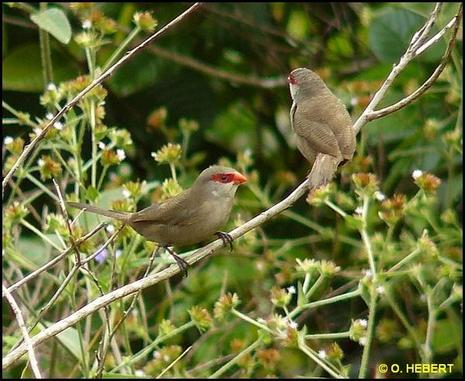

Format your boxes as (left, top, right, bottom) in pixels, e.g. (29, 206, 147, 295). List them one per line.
(216, 231, 234, 253)
(165, 247, 189, 278)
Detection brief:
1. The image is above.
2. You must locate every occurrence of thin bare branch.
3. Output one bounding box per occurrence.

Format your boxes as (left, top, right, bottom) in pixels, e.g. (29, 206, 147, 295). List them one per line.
(3, 223, 106, 296)
(2, 2, 202, 198)
(147, 45, 286, 88)
(353, 2, 461, 134)
(368, 6, 462, 121)
(2, 282, 42, 378)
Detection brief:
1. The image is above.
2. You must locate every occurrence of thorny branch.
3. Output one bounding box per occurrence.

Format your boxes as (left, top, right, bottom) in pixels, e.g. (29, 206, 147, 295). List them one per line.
(2, 2, 462, 371)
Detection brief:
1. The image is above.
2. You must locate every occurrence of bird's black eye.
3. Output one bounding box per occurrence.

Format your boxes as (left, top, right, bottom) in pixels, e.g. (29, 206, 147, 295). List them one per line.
(221, 175, 228, 182)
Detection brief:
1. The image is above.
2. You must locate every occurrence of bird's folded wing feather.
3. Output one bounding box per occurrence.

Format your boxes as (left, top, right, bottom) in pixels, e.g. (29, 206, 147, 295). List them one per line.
(130, 189, 196, 226)
(293, 102, 340, 157)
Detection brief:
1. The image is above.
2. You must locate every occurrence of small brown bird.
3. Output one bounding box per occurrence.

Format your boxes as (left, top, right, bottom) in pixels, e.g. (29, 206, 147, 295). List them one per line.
(68, 166, 247, 276)
(288, 68, 356, 180)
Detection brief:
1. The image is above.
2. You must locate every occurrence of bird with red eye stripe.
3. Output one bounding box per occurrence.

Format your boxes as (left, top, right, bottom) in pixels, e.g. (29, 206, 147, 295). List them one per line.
(68, 166, 247, 277)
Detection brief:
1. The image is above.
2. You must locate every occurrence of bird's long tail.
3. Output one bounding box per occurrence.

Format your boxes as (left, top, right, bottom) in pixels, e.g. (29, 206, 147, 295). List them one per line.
(68, 202, 129, 221)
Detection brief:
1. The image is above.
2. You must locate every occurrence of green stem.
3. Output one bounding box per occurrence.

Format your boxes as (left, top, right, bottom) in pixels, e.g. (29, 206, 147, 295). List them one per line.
(305, 331, 351, 340)
(298, 338, 346, 379)
(423, 292, 435, 363)
(20, 219, 62, 251)
(111, 321, 196, 372)
(38, 3, 53, 88)
(2, 101, 39, 128)
(97, 166, 109, 191)
(305, 274, 324, 299)
(90, 100, 97, 188)
(209, 339, 261, 379)
(358, 286, 377, 378)
(384, 289, 422, 349)
(388, 247, 421, 272)
(169, 163, 177, 182)
(232, 309, 272, 333)
(102, 27, 141, 71)
(25, 173, 59, 201)
(325, 200, 348, 218)
(361, 196, 376, 277)
(289, 289, 361, 319)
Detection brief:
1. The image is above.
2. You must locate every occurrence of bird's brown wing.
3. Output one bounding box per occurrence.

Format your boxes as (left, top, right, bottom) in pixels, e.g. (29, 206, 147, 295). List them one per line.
(293, 101, 340, 158)
(130, 189, 196, 226)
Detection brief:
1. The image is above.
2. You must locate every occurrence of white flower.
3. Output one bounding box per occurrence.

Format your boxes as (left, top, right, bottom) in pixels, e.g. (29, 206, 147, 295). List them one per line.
(288, 320, 298, 329)
(34, 127, 42, 136)
(153, 351, 161, 359)
(163, 355, 170, 362)
(354, 206, 363, 215)
(4, 136, 13, 145)
(37, 158, 45, 167)
(98, 142, 106, 150)
(376, 286, 385, 295)
(256, 262, 264, 271)
(117, 149, 126, 161)
(82, 20, 92, 29)
(54, 121, 63, 130)
(362, 269, 372, 278)
(350, 97, 359, 106)
(46, 112, 54, 120)
(116, 249, 122, 258)
(358, 319, 368, 328)
(359, 336, 367, 346)
(122, 189, 131, 199)
(105, 224, 115, 233)
(150, 152, 156, 159)
(134, 370, 145, 377)
(287, 285, 296, 294)
(46, 83, 57, 92)
(318, 350, 327, 359)
(412, 169, 423, 180)
(374, 191, 385, 201)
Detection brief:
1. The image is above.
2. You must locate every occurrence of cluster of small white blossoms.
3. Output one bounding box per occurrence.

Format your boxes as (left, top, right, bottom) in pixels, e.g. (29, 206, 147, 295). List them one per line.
(98, 142, 126, 161)
(412, 169, 423, 180)
(45, 111, 64, 131)
(4, 136, 14, 145)
(82, 20, 92, 29)
(318, 349, 327, 359)
(362, 269, 372, 279)
(374, 190, 385, 201)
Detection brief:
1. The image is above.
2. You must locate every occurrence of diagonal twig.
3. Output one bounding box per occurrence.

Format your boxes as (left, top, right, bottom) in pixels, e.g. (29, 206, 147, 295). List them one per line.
(1, 2, 202, 198)
(3, 282, 42, 378)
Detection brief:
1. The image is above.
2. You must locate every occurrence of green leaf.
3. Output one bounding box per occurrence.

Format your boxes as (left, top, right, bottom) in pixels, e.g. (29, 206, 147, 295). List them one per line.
(86, 186, 100, 202)
(297, 280, 305, 307)
(30, 8, 72, 44)
(3, 44, 77, 92)
(432, 318, 462, 354)
(44, 322, 83, 362)
(369, 7, 444, 63)
(108, 52, 162, 96)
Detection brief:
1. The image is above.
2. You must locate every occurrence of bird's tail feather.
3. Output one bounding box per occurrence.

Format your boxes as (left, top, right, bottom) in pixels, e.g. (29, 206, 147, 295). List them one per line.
(68, 202, 129, 221)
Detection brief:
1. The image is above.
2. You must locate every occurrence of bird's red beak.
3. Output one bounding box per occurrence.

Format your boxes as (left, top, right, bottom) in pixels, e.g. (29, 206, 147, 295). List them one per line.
(288, 73, 297, 85)
(232, 172, 247, 185)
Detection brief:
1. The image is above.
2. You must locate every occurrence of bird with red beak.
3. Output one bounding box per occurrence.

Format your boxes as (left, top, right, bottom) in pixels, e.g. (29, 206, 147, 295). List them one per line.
(288, 68, 356, 179)
(68, 166, 247, 276)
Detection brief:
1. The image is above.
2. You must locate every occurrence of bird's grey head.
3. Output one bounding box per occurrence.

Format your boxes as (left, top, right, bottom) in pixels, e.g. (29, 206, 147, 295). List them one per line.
(288, 67, 328, 100)
(194, 165, 247, 199)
